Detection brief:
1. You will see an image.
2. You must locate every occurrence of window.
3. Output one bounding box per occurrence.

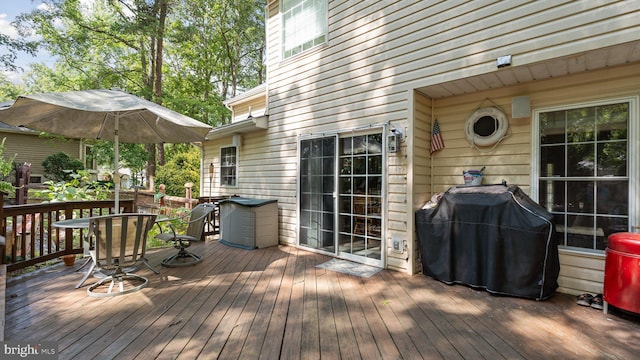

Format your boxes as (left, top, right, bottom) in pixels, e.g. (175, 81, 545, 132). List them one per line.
(535, 101, 632, 251)
(220, 146, 237, 186)
(281, 0, 327, 59)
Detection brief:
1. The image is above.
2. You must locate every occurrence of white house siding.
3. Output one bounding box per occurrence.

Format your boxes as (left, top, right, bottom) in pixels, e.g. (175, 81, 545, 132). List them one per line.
(411, 91, 433, 273)
(206, 1, 640, 281)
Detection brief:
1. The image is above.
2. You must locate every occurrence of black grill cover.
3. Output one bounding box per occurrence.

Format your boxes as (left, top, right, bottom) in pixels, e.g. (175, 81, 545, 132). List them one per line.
(416, 185, 560, 300)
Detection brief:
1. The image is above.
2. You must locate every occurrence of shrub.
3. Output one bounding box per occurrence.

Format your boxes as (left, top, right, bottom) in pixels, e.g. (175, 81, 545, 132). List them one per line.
(42, 152, 84, 182)
(155, 147, 200, 198)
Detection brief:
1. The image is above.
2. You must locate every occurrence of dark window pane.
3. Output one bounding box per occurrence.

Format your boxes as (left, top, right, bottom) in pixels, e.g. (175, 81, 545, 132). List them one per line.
(540, 110, 565, 144)
(368, 155, 382, 174)
(353, 177, 366, 195)
(323, 157, 334, 173)
(341, 137, 352, 155)
(597, 141, 627, 176)
(353, 156, 366, 174)
(323, 175, 334, 194)
(323, 212, 334, 231)
(368, 177, 382, 195)
(597, 103, 628, 140)
(540, 145, 565, 177)
(323, 194, 334, 212)
(300, 175, 309, 193)
(301, 140, 311, 159)
(368, 134, 383, 154)
(567, 143, 594, 176)
(538, 180, 565, 212)
(368, 197, 381, 216)
(353, 136, 367, 154)
(340, 158, 352, 175)
(340, 177, 351, 194)
(300, 210, 310, 227)
(323, 137, 335, 156)
(339, 215, 351, 233)
(567, 181, 594, 213)
(567, 215, 594, 248)
(567, 107, 595, 142)
(339, 196, 351, 213)
(595, 181, 628, 215)
(310, 139, 321, 157)
(353, 197, 366, 215)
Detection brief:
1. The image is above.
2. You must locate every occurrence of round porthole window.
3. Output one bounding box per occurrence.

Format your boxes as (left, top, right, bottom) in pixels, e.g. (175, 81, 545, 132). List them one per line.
(465, 107, 508, 147)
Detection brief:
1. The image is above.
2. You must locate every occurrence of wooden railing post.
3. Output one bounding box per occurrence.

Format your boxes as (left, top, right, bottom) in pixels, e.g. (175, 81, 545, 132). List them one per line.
(64, 203, 74, 255)
(185, 182, 193, 210)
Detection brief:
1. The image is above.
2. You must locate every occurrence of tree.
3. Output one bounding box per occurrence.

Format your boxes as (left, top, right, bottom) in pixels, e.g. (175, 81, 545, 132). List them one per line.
(155, 144, 201, 198)
(0, 73, 24, 101)
(13, 0, 266, 190)
(0, 27, 37, 73)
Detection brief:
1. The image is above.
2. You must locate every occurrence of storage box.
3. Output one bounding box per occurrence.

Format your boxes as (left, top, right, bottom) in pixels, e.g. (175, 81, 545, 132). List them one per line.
(220, 197, 278, 249)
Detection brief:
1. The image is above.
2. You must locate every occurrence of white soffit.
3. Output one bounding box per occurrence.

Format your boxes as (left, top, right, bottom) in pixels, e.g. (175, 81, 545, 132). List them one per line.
(206, 115, 268, 140)
(417, 41, 640, 99)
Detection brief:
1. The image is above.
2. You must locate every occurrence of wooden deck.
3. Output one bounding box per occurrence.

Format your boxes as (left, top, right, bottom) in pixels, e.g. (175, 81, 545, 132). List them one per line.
(4, 238, 640, 359)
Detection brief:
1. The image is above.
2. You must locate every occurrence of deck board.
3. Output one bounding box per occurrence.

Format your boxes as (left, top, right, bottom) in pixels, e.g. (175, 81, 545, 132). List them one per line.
(4, 239, 640, 359)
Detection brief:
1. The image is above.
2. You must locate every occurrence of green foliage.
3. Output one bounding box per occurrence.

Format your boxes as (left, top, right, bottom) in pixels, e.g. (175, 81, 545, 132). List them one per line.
(0, 73, 24, 102)
(89, 140, 149, 174)
(42, 152, 85, 182)
(155, 145, 201, 198)
(36, 170, 112, 203)
(0, 138, 17, 194)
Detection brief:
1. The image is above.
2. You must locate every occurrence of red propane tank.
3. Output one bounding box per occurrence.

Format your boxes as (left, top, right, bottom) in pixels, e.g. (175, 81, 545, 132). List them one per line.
(603, 232, 640, 315)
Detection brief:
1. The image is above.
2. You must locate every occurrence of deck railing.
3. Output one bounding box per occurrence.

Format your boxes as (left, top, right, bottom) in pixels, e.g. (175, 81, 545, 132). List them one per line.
(0, 197, 134, 272)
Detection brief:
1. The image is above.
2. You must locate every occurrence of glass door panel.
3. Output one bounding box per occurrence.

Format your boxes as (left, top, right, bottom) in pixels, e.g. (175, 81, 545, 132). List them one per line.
(299, 137, 335, 252)
(338, 134, 383, 264)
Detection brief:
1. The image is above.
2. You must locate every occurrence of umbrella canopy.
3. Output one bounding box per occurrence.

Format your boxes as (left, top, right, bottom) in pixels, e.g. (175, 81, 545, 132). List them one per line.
(0, 89, 213, 212)
(0, 89, 211, 144)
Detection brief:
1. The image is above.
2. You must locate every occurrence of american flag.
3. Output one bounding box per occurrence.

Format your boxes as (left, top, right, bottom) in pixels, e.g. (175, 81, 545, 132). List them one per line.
(430, 119, 445, 154)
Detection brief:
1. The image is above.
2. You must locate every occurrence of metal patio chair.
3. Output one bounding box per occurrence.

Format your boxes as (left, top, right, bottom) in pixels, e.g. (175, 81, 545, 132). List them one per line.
(155, 203, 215, 267)
(78, 213, 158, 297)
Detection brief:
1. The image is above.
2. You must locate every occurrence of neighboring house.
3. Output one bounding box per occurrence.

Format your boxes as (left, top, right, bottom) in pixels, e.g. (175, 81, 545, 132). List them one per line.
(0, 122, 91, 184)
(202, 1, 640, 296)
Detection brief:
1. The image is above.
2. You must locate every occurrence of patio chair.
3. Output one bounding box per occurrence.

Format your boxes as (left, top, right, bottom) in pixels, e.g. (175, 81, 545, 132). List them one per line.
(155, 203, 215, 267)
(77, 213, 158, 297)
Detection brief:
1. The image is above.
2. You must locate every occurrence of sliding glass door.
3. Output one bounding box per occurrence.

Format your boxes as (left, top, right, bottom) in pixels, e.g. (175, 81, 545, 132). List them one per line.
(298, 131, 384, 267)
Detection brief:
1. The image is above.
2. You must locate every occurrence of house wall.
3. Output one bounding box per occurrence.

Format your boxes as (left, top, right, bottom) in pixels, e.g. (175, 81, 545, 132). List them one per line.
(411, 91, 433, 273)
(426, 62, 640, 295)
(0, 131, 81, 181)
(206, 1, 640, 282)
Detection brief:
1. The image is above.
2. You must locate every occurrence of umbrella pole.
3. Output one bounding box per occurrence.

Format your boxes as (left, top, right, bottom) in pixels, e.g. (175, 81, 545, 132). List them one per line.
(114, 116, 120, 214)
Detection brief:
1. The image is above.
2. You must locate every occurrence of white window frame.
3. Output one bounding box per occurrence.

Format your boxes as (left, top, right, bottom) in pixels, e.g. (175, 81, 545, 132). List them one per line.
(220, 146, 238, 187)
(280, 0, 328, 60)
(531, 96, 639, 252)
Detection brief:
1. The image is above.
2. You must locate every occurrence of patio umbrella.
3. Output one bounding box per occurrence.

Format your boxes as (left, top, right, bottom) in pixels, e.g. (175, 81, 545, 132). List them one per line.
(0, 89, 212, 212)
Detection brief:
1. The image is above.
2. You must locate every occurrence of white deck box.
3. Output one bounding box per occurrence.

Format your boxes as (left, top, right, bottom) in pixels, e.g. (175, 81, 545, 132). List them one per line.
(219, 197, 278, 249)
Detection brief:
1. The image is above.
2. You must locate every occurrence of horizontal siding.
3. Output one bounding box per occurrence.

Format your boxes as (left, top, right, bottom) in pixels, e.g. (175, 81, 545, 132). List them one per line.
(215, 0, 640, 278)
(557, 250, 605, 296)
(429, 62, 640, 294)
(1, 132, 81, 179)
(411, 91, 432, 273)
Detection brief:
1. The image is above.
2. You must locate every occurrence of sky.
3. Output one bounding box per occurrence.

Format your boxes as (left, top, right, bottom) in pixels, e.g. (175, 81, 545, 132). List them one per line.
(0, 0, 56, 84)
